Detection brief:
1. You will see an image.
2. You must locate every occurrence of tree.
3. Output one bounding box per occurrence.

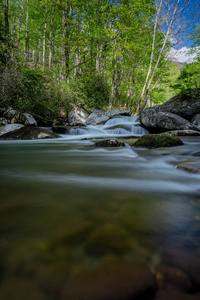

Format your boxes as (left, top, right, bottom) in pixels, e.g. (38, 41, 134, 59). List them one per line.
(135, 0, 199, 115)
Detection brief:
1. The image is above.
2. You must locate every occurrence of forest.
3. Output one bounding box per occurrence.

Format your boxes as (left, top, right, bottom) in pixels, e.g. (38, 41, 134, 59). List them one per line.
(0, 0, 199, 118)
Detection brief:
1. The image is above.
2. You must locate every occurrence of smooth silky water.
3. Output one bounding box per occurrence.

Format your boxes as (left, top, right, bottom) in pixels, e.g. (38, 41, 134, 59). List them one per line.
(0, 116, 200, 298)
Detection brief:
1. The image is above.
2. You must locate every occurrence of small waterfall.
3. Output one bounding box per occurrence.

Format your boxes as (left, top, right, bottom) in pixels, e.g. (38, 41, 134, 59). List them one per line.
(61, 115, 148, 139)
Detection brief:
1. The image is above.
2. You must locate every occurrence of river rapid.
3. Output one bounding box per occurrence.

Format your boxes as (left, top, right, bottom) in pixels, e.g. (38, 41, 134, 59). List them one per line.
(0, 116, 200, 299)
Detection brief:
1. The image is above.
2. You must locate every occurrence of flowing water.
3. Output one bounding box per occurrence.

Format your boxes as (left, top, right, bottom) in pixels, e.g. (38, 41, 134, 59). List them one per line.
(0, 116, 200, 298)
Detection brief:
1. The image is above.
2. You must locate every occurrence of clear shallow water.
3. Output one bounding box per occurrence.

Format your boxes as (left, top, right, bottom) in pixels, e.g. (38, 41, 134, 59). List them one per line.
(0, 118, 200, 298)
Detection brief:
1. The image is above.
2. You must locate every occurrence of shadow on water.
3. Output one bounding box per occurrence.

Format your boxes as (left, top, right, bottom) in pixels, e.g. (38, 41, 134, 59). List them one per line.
(0, 117, 200, 299)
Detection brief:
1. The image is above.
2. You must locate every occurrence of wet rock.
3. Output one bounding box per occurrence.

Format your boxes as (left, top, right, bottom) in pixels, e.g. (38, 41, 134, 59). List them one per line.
(86, 109, 131, 125)
(68, 105, 89, 126)
(155, 265, 192, 292)
(192, 114, 200, 129)
(93, 139, 125, 147)
(164, 130, 200, 136)
(0, 123, 24, 136)
(0, 126, 60, 140)
(37, 261, 69, 295)
(0, 278, 48, 300)
(132, 133, 183, 149)
(85, 222, 134, 255)
(61, 262, 156, 300)
(177, 162, 200, 174)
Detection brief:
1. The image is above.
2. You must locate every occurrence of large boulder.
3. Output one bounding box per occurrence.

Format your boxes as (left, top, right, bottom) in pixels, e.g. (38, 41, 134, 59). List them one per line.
(141, 111, 199, 132)
(140, 90, 200, 132)
(0, 126, 60, 140)
(132, 133, 183, 149)
(68, 105, 89, 126)
(86, 109, 131, 125)
(149, 90, 200, 120)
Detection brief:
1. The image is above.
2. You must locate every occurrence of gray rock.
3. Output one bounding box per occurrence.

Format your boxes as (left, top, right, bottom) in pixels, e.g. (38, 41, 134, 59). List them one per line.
(140, 90, 200, 132)
(86, 109, 131, 125)
(18, 113, 37, 126)
(141, 111, 199, 132)
(0, 124, 24, 136)
(0, 126, 60, 140)
(151, 90, 200, 120)
(68, 105, 89, 126)
(191, 113, 200, 129)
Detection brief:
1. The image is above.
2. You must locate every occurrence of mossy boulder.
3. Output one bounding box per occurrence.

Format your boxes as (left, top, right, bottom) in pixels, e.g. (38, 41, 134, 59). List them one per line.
(93, 139, 125, 147)
(132, 133, 183, 149)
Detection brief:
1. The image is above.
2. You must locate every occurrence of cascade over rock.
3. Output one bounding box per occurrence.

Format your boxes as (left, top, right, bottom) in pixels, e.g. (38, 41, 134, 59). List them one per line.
(140, 90, 200, 132)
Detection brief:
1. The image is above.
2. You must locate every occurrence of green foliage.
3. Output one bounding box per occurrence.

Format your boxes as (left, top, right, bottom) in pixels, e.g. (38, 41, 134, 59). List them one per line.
(0, 67, 71, 117)
(172, 60, 200, 93)
(70, 72, 110, 109)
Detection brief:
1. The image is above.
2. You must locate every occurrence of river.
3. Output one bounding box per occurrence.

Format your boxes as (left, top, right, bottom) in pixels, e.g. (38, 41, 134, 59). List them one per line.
(0, 116, 200, 299)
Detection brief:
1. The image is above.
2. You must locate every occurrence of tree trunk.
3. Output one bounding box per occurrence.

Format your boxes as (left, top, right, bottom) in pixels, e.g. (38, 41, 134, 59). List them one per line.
(42, 5, 47, 67)
(49, 12, 54, 69)
(25, 0, 29, 65)
(5, 0, 9, 39)
(17, 0, 23, 46)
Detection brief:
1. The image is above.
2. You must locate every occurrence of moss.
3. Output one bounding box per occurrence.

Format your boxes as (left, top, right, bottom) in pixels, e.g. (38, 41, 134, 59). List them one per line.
(132, 134, 183, 149)
(93, 139, 125, 147)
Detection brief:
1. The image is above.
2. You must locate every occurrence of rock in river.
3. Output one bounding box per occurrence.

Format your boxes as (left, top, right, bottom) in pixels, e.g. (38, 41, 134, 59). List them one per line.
(132, 133, 183, 149)
(0, 126, 60, 140)
(93, 139, 125, 147)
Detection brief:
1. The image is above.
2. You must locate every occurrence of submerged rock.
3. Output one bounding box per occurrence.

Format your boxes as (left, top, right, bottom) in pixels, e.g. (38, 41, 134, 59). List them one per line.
(0, 126, 60, 140)
(132, 133, 183, 149)
(61, 262, 156, 300)
(155, 265, 192, 292)
(177, 162, 200, 174)
(93, 139, 125, 147)
(0, 278, 48, 300)
(85, 222, 134, 255)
